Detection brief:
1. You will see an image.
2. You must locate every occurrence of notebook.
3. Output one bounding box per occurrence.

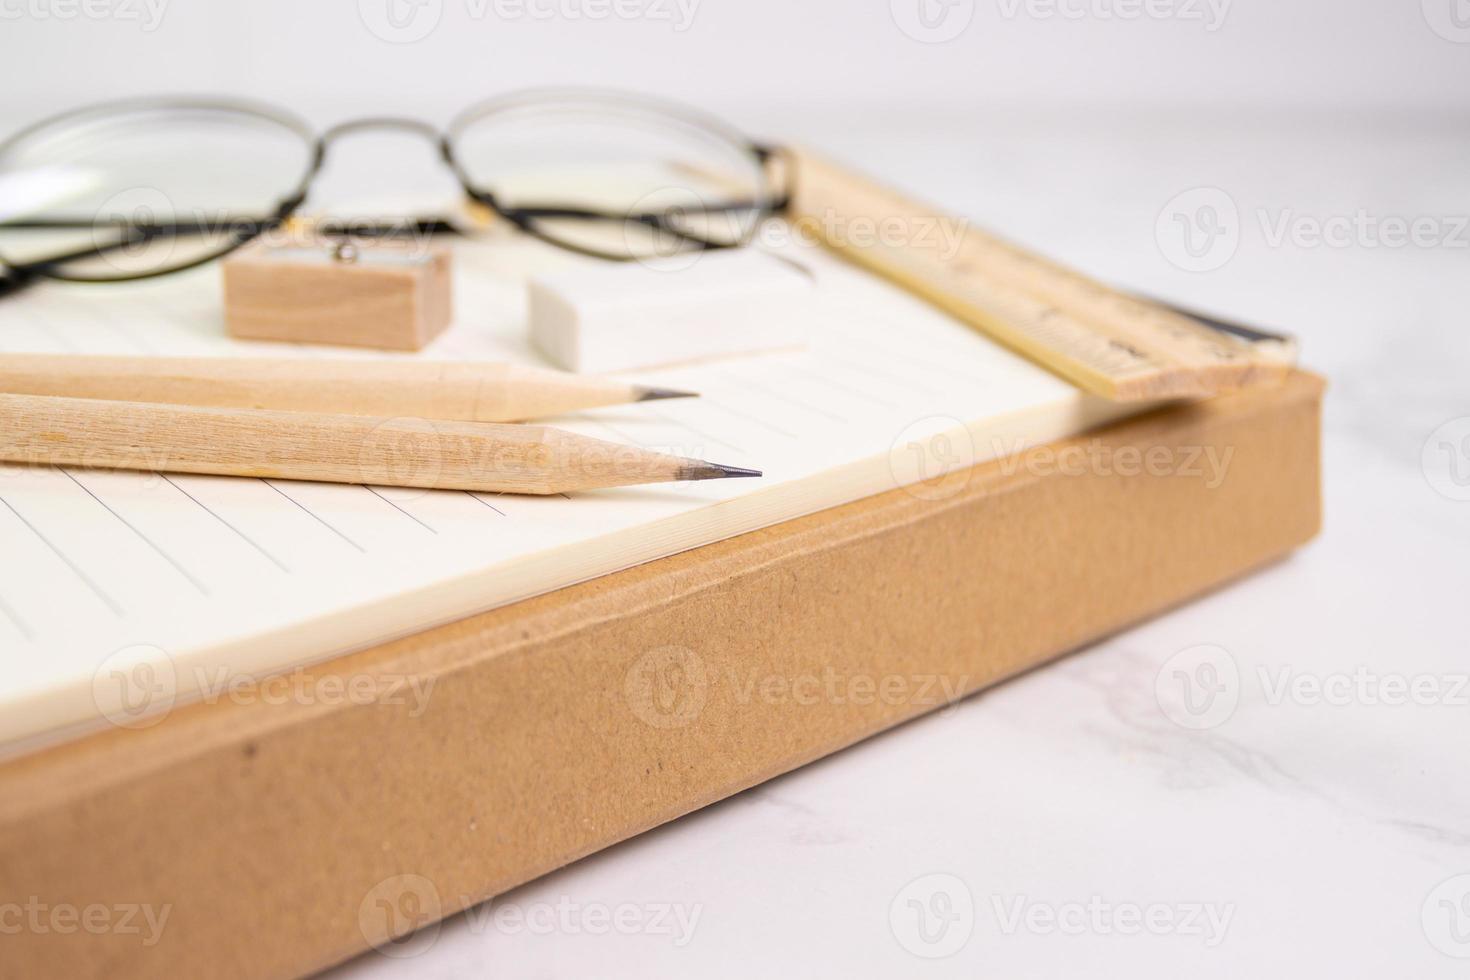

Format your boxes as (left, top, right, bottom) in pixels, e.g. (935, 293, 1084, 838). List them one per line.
(0, 231, 1140, 754)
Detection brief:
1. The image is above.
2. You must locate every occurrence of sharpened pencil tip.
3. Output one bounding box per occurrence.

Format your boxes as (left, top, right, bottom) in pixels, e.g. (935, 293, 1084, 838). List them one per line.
(636, 386, 699, 402)
(679, 461, 764, 482)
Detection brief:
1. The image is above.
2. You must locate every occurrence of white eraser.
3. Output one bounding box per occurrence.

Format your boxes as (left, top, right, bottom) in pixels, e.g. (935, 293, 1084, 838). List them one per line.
(528, 250, 815, 373)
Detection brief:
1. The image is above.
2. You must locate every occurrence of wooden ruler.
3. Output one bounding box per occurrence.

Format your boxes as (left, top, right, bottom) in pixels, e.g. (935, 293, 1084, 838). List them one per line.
(788, 151, 1292, 402)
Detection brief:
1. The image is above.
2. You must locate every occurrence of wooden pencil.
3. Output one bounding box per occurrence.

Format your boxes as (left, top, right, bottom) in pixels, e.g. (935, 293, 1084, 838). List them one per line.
(0, 353, 695, 422)
(0, 393, 760, 495)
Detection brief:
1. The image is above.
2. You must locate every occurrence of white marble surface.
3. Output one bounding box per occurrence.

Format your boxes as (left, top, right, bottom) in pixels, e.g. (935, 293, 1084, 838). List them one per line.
(306, 108, 1470, 978)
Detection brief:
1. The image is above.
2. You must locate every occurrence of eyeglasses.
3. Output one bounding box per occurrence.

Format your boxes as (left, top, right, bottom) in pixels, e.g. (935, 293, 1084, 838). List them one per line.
(0, 89, 790, 297)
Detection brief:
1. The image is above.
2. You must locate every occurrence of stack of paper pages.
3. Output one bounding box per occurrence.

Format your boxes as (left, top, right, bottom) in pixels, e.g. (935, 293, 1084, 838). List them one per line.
(0, 235, 1138, 752)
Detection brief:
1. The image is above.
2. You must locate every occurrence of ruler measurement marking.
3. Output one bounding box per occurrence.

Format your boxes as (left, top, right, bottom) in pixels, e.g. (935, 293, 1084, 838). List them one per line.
(796, 153, 1286, 400)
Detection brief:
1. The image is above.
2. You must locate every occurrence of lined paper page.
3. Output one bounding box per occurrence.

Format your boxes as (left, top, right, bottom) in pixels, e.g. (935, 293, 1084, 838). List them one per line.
(0, 235, 1133, 752)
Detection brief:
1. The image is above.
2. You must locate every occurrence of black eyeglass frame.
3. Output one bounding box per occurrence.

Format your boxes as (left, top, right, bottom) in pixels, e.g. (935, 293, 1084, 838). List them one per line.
(0, 89, 792, 297)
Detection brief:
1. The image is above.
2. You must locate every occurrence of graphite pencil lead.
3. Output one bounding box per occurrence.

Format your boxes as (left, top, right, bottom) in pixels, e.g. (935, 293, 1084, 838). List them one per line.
(677, 461, 764, 482)
(635, 386, 700, 402)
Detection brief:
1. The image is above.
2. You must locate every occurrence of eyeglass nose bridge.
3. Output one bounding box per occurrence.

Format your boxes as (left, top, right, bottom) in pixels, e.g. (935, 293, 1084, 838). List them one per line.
(271, 116, 460, 224)
(316, 116, 452, 166)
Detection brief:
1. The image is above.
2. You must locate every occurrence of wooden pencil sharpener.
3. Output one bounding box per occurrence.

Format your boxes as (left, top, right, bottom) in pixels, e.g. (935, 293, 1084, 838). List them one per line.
(222, 239, 453, 351)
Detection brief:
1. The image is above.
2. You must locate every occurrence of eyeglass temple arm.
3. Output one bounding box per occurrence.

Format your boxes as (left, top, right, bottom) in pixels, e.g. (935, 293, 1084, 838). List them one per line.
(470, 160, 790, 256)
(0, 265, 36, 298)
(0, 210, 456, 284)
(463, 141, 791, 230)
(2, 216, 459, 237)
(753, 143, 794, 214)
(0, 191, 305, 278)
(1, 138, 795, 284)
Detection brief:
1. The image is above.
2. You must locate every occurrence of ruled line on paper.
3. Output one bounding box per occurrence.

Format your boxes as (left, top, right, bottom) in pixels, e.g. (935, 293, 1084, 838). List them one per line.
(84, 302, 155, 354)
(364, 486, 437, 534)
(59, 469, 211, 597)
(695, 398, 799, 440)
(160, 474, 290, 573)
(591, 415, 753, 470)
(824, 353, 938, 397)
(854, 336, 991, 386)
(31, 317, 75, 352)
(791, 366, 901, 410)
(0, 491, 124, 617)
(720, 373, 849, 424)
(261, 480, 366, 554)
(465, 491, 506, 516)
(0, 317, 67, 354)
(591, 419, 646, 448)
(0, 592, 35, 641)
(643, 407, 747, 455)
